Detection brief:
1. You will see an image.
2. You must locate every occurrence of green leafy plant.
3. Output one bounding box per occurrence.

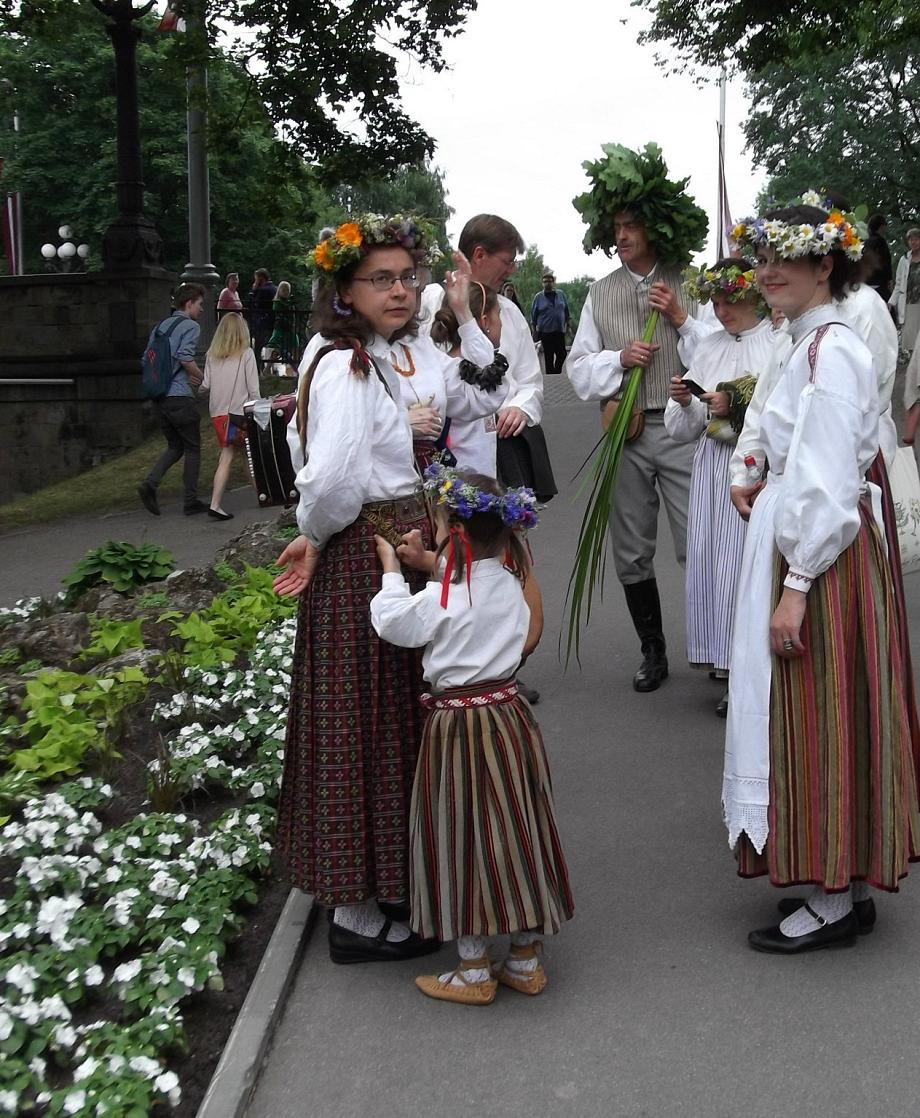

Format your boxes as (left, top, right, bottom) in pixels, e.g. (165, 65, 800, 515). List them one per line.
(276, 523, 300, 541)
(18, 659, 42, 674)
(62, 541, 175, 605)
(211, 560, 237, 584)
(80, 618, 145, 663)
(0, 648, 21, 669)
(573, 142, 708, 266)
(136, 590, 171, 610)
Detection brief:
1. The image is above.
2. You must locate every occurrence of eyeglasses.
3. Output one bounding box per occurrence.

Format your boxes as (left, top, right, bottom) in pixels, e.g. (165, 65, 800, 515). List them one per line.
(351, 271, 420, 291)
(491, 253, 519, 270)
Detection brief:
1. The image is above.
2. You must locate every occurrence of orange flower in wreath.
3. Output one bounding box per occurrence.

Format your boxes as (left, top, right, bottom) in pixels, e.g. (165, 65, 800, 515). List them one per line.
(336, 222, 363, 248)
(314, 240, 335, 271)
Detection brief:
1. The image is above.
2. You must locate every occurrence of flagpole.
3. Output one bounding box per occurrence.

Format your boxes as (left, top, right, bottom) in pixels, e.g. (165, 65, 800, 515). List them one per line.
(716, 67, 727, 258)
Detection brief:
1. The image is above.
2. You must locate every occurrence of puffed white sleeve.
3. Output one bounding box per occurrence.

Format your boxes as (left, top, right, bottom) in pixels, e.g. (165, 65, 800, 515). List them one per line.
(676, 313, 717, 368)
(294, 353, 378, 549)
(499, 301, 543, 424)
(729, 333, 789, 487)
(370, 573, 442, 648)
(436, 322, 510, 421)
(663, 395, 708, 442)
(773, 348, 873, 587)
(566, 292, 625, 401)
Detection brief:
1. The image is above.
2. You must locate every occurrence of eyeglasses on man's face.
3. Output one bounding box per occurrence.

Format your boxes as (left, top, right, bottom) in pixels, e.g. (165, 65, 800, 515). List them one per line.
(351, 271, 421, 291)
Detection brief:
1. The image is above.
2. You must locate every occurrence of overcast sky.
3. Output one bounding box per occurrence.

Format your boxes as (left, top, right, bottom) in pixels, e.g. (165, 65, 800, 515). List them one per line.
(397, 0, 763, 281)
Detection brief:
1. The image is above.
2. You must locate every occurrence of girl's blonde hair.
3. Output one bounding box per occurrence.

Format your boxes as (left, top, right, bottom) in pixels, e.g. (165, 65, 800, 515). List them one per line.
(208, 312, 250, 360)
(275, 281, 292, 300)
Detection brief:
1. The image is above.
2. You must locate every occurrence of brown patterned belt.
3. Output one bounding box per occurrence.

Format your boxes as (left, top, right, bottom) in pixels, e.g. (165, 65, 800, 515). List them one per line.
(360, 493, 428, 547)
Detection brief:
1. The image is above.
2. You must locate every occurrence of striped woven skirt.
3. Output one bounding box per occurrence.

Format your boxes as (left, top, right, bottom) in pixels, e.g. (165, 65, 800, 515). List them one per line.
(276, 510, 431, 907)
(409, 682, 574, 941)
(685, 436, 746, 671)
(737, 501, 920, 890)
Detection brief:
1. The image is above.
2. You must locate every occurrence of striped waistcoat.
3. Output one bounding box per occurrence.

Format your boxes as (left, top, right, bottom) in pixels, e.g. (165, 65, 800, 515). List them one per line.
(590, 265, 697, 411)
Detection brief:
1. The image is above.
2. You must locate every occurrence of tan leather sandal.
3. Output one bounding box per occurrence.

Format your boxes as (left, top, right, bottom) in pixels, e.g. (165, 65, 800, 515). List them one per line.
(415, 956, 497, 1005)
(496, 941, 547, 996)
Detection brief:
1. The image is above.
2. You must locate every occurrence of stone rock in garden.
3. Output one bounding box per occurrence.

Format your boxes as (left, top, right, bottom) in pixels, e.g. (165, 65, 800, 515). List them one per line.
(79, 587, 145, 620)
(94, 647, 162, 677)
(0, 672, 28, 711)
(158, 568, 225, 614)
(214, 517, 287, 572)
(7, 613, 91, 669)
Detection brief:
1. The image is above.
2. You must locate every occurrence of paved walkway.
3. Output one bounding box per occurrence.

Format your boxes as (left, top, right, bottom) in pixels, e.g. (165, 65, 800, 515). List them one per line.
(248, 377, 920, 1118)
(0, 485, 274, 607)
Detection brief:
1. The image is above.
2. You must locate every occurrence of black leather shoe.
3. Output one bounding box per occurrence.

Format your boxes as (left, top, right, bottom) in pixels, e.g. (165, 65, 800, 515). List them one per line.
(748, 910, 859, 954)
(777, 896, 876, 935)
(633, 651, 668, 692)
(328, 919, 440, 965)
(138, 481, 160, 517)
(715, 690, 729, 718)
(208, 508, 234, 521)
(184, 500, 209, 516)
(378, 899, 411, 923)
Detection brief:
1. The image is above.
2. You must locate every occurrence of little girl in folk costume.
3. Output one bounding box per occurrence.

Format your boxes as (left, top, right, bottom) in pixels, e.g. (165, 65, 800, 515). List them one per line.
(370, 465, 574, 1005)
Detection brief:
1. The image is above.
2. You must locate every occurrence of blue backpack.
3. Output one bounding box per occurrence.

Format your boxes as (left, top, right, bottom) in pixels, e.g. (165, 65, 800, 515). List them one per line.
(141, 316, 183, 399)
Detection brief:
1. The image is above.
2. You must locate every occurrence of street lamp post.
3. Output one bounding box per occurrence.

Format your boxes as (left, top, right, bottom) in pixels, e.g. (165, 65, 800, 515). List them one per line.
(90, 0, 168, 274)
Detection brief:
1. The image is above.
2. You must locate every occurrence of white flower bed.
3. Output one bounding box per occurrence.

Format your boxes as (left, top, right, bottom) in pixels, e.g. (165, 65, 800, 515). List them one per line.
(0, 616, 295, 1115)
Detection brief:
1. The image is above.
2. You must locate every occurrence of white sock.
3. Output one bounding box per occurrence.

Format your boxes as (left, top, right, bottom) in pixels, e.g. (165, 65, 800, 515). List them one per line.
(438, 935, 490, 985)
(779, 887, 852, 937)
(505, 931, 541, 975)
(852, 881, 871, 903)
(333, 899, 410, 942)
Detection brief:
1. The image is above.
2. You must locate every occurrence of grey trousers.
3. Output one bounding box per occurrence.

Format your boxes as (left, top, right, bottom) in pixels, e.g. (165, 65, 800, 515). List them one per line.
(608, 411, 693, 585)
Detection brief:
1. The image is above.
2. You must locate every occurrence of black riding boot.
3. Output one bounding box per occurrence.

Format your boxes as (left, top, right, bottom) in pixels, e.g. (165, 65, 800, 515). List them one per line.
(623, 578, 669, 693)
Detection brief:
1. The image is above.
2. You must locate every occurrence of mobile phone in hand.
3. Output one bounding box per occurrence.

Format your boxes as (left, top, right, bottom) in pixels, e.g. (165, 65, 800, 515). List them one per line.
(680, 378, 706, 397)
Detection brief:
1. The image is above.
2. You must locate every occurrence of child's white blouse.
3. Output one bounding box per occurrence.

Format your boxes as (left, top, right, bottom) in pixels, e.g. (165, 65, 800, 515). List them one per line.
(370, 557, 530, 690)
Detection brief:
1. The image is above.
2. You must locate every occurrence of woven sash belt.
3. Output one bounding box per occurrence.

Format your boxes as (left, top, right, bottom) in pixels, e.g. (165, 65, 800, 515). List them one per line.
(360, 493, 428, 548)
(421, 678, 519, 710)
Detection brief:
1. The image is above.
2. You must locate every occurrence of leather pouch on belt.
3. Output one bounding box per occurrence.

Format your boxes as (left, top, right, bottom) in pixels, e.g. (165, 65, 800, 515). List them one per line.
(600, 398, 645, 441)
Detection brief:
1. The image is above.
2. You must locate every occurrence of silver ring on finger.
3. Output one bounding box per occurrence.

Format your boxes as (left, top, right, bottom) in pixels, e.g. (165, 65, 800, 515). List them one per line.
(782, 638, 794, 650)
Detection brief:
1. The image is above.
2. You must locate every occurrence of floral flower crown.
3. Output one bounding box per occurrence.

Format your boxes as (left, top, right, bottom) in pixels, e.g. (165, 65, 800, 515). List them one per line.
(423, 463, 538, 530)
(682, 262, 763, 306)
(731, 191, 865, 262)
(310, 214, 443, 275)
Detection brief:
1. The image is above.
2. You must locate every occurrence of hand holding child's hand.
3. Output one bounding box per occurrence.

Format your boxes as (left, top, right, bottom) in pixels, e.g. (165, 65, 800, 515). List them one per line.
(396, 529, 435, 573)
(374, 535, 401, 574)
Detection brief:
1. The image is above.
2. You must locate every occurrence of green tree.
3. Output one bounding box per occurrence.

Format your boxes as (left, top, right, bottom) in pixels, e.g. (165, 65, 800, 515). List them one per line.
(558, 276, 594, 333)
(743, 45, 920, 234)
(0, 12, 328, 279)
(509, 244, 547, 329)
(1, 0, 478, 178)
(634, 0, 917, 77)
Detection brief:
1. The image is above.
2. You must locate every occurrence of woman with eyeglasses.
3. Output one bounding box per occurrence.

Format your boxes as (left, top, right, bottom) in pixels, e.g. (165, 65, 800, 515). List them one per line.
(723, 201, 920, 954)
(272, 216, 508, 966)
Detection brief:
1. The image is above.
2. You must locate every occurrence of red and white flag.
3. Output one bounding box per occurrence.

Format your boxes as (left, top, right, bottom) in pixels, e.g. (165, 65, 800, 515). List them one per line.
(157, 2, 185, 32)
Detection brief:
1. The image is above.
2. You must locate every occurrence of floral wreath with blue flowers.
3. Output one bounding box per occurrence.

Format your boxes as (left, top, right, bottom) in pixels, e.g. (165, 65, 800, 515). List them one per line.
(423, 462, 539, 530)
(310, 213, 443, 275)
(731, 190, 866, 262)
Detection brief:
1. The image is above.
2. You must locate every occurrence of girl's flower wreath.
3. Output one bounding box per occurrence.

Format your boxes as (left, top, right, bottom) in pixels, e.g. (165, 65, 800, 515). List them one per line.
(310, 214, 443, 275)
(682, 262, 766, 312)
(731, 191, 866, 262)
(423, 463, 538, 530)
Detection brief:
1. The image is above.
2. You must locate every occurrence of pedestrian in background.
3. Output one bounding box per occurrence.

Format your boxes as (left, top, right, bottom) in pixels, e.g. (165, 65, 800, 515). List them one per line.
(138, 283, 208, 518)
(200, 312, 260, 521)
(267, 281, 300, 373)
(249, 267, 277, 372)
(889, 227, 920, 353)
(217, 272, 243, 318)
(530, 269, 570, 375)
(863, 213, 893, 301)
(500, 280, 524, 314)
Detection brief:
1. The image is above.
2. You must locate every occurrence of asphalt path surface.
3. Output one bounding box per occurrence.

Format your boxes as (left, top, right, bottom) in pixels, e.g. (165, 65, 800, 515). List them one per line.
(247, 373, 920, 1118)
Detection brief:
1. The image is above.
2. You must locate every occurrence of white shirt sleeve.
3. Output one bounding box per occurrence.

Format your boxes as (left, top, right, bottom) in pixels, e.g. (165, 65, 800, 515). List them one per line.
(566, 292, 625, 401)
(370, 572, 442, 647)
(498, 299, 543, 424)
(663, 395, 708, 442)
(774, 350, 873, 585)
(676, 313, 717, 368)
(434, 322, 511, 420)
(293, 352, 379, 549)
(729, 332, 790, 487)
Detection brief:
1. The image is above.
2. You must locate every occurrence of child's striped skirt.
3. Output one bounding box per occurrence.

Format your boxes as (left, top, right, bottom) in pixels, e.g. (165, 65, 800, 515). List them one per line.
(409, 679, 574, 941)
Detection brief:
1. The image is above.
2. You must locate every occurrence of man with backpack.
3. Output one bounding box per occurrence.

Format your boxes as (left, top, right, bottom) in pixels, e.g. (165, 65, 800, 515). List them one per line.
(138, 283, 207, 516)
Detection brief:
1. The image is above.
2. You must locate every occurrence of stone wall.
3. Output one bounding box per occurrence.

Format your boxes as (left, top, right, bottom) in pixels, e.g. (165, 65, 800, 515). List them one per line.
(0, 271, 179, 505)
